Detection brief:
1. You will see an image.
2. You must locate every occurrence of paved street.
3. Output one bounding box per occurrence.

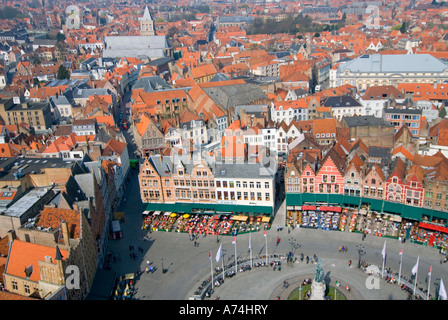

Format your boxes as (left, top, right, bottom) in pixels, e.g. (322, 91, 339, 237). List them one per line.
(105, 172, 448, 300)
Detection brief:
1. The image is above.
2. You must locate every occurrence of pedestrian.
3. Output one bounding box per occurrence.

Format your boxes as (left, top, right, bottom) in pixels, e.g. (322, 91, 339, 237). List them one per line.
(342, 245, 345, 252)
(276, 237, 280, 246)
(339, 246, 342, 252)
(348, 260, 352, 267)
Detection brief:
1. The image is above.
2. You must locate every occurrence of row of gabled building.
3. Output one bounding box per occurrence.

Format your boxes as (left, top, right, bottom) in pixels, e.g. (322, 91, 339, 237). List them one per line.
(285, 130, 448, 213)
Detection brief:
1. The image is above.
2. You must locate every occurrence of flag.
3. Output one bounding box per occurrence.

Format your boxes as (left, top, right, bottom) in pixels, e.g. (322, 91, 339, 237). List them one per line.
(232, 237, 236, 245)
(216, 244, 222, 263)
(264, 230, 267, 238)
(381, 240, 386, 260)
(440, 279, 447, 300)
(429, 266, 432, 277)
(209, 251, 212, 260)
(412, 256, 419, 275)
(399, 248, 403, 256)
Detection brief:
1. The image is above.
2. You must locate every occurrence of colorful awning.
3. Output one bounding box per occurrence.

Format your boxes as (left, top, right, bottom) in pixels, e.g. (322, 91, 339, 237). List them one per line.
(419, 222, 448, 234)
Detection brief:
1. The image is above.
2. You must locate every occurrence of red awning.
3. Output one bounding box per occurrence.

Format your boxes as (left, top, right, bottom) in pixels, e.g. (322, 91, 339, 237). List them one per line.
(419, 222, 448, 234)
(318, 206, 342, 212)
(302, 205, 317, 210)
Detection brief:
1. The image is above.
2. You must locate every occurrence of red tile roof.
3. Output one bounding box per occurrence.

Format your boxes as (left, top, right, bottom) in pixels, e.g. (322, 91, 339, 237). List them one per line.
(6, 240, 69, 283)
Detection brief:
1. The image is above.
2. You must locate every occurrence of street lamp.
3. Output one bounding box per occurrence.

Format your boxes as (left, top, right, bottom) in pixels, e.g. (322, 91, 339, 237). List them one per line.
(288, 237, 300, 261)
(356, 244, 366, 269)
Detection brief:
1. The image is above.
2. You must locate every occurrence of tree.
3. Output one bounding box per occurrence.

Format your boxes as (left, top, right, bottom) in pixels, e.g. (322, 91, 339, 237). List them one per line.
(168, 26, 178, 38)
(57, 65, 70, 80)
(439, 106, 447, 119)
(400, 20, 407, 33)
(56, 32, 66, 43)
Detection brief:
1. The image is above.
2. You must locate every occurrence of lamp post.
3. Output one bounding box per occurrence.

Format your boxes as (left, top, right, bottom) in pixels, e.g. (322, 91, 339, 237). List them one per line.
(288, 237, 300, 262)
(356, 244, 366, 269)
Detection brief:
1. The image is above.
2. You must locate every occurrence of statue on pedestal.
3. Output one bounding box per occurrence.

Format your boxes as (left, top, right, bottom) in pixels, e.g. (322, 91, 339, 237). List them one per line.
(315, 259, 324, 283)
(310, 259, 326, 300)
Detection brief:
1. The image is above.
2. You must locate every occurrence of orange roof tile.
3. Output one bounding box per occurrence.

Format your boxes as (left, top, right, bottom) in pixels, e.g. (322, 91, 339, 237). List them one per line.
(6, 240, 69, 283)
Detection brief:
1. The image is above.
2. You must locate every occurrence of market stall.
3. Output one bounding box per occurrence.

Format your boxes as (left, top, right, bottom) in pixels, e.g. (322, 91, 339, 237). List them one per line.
(114, 273, 135, 300)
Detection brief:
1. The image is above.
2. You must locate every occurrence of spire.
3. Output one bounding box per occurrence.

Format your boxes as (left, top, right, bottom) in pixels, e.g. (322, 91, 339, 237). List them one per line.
(142, 6, 152, 21)
(55, 245, 63, 261)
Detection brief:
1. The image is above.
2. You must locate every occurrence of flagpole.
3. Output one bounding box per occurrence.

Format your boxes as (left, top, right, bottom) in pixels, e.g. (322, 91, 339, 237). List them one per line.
(234, 237, 237, 275)
(210, 250, 214, 289)
(265, 229, 268, 265)
(428, 266, 432, 300)
(413, 256, 419, 296)
(398, 249, 403, 286)
(249, 230, 253, 268)
(414, 271, 418, 296)
(222, 249, 225, 281)
(381, 240, 386, 278)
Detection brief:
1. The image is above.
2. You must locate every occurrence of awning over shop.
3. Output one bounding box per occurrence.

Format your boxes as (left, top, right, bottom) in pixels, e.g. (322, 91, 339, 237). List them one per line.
(231, 215, 248, 222)
(262, 216, 270, 223)
(302, 205, 317, 210)
(318, 206, 342, 212)
(419, 222, 448, 234)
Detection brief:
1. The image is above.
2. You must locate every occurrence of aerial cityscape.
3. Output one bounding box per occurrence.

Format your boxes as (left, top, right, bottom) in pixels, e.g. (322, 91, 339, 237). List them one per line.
(0, 0, 447, 304)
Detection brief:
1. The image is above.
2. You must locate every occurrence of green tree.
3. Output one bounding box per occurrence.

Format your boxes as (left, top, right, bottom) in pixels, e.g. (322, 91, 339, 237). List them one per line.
(400, 20, 407, 33)
(168, 26, 178, 37)
(57, 65, 70, 80)
(56, 32, 66, 43)
(439, 106, 447, 119)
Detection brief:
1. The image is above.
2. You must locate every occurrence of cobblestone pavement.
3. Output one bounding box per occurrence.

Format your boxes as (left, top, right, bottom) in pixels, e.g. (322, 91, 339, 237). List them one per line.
(105, 173, 447, 300)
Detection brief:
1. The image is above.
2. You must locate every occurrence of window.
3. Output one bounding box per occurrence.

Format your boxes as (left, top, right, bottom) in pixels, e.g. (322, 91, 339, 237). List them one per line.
(256, 182, 261, 188)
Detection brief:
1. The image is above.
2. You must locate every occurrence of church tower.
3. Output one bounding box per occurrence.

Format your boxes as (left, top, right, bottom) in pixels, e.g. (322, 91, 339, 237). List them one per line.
(140, 6, 155, 36)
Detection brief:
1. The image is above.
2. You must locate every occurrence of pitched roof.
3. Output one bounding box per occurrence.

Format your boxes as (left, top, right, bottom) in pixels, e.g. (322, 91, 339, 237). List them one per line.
(190, 63, 217, 79)
(366, 164, 385, 181)
(102, 139, 127, 157)
(406, 164, 426, 183)
(313, 118, 338, 134)
(361, 85, 405, 100)
(392, 145, 415, 162)
(6, 240, 69, 283)
(37, 207, 81, 239)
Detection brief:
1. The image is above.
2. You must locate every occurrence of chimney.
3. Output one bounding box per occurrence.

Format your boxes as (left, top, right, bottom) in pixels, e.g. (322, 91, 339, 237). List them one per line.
(61, 220, 71, 247)
(7, 230, 16, 245)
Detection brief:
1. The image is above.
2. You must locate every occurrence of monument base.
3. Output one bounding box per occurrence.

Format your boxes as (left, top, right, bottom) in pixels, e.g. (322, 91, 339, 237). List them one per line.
(310, 281, 326, 300)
